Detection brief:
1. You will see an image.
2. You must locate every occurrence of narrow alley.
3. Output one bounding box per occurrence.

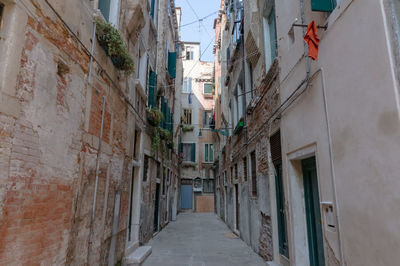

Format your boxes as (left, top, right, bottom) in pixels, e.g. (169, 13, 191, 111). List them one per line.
(143, 213, 265, 266)
(1, 0, 400, 265)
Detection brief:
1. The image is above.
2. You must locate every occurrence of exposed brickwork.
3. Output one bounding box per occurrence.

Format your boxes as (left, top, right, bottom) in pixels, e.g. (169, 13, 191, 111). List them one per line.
(0, 120, 73, 265)
(259, 213, 273, 261)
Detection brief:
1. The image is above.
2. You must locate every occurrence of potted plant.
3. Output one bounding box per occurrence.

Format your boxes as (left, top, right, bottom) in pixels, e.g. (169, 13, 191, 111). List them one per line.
(95, 19, 134, 75)
(146, 107, 163, 127)
(181, 124, 194, 132)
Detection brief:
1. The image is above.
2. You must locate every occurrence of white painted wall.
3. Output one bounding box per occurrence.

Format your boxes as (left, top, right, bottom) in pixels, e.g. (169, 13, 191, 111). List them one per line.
(278, 0, 400, 265)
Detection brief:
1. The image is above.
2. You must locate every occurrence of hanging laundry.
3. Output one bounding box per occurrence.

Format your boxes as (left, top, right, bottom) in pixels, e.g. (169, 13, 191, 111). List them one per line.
(304, 21, 320, 60)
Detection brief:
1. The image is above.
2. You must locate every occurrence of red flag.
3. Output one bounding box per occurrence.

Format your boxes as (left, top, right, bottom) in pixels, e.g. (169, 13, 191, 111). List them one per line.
(304, 21, 320, 60)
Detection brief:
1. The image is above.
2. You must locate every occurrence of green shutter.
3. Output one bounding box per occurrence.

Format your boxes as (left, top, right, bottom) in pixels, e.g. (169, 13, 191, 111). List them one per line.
(205, 144, 209, 162)
(148, 71, 157, 108)
(168, 52, 177, 79)
(98, 0, 110, 21)
(311, 0, 336, 12)
(191, 143, 196, 162)
(210, 144, 213, 161)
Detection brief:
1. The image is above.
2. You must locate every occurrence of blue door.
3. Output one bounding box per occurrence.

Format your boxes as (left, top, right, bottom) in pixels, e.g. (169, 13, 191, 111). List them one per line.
(180, 185, 192, 209)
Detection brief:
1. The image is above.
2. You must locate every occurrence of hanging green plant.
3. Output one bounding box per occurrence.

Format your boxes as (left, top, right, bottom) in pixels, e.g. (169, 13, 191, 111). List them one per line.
(151, 126, 161, 155)
(146, 107, 164, 127)
(95, 19, 134, 75)
(181, 124, 194, 132)
(159, 128, 171, 141)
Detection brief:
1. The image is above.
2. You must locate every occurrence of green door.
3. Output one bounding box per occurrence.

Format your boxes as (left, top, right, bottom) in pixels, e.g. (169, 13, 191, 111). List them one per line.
(302, 157, 325, 266)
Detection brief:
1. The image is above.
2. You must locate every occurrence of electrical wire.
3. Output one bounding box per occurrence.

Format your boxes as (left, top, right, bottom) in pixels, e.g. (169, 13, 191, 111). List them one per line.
(180, 10, 219, 28)
(184, 0, 213, 39)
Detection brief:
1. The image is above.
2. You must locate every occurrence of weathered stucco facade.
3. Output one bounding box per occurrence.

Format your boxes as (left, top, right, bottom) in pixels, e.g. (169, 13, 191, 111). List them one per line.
(178, 42, 215, 212)
(0, 0, 182, 265)
(214, 0, 400, 265)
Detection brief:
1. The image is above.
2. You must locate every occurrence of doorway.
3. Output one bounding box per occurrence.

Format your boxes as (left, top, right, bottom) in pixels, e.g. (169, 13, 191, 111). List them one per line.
(180, 184, 193, 209)
(302, 157, 325, 266)
(153, 183, 160, 233)
(235, 184, 239, 231)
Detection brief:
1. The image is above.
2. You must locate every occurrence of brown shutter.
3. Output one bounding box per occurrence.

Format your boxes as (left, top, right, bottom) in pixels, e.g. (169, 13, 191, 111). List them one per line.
(270, 130, 281, 162)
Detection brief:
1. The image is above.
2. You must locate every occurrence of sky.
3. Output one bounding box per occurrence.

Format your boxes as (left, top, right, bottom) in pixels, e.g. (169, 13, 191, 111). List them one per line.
(176, 0, 220, 62)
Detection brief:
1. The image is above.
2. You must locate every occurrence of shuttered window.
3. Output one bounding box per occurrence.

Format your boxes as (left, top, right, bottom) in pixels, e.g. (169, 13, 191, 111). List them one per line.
(311, 0, 337, 12)
(99, 0, 111, 21)
(168, 52, 177, 78)
(148, 71, 156, 108)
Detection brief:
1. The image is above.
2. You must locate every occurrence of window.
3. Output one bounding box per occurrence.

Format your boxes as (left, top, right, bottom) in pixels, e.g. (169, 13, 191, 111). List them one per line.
(263, 2, 277, 70)
(230, 166, 233, 184)
(133, 130, 140, 159)
(185, 47, 194, 60)
(0, 3, 4, 29)
(250, 151, 257, 196)
(162, 167, 166, 195)
(233, 84, 243, 127)
(183, 77, 192, 93)
(249, 63, 254, 98)
(137, 40, 147, 88)
(203, 83, 213, 95)
(98, 0, 121, 26)
(235, 163, 238, 181)
(143, 155, 149, 181)
(243, 157, 247, 181)
(150, 0, 158, 23)
(224, 171, 227, 186)
(202, 110, 213, 127)
(226, 47, 231, 68)
(183, 109, 192, 124)
(182, 143, 196, 162)
(270, 130, 288, 257)
(204, 144, 214, 162)
(203, 179, 214, 193)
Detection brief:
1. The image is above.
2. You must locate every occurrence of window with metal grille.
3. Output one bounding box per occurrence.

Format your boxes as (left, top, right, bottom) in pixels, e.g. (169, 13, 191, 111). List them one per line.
(183, 109, 192, 124)
(203, 179, 214, 193)
(251, 151, 257, 196)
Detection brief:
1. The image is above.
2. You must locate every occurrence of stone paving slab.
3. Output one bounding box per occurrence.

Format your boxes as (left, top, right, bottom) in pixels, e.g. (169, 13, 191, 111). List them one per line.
(143, 212, 266, 266)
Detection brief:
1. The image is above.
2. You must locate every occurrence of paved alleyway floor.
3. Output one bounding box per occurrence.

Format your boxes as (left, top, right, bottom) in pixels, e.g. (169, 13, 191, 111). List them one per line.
(143, 212, 266, 266)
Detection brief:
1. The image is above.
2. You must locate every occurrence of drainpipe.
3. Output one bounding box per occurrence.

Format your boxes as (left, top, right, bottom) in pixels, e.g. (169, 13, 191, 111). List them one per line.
(318, 68, 345, 266)
(88, 95, 106, 262)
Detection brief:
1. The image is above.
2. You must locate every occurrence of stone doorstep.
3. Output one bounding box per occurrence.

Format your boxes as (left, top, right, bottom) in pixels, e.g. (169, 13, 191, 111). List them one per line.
(123, 246, 152, 266)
